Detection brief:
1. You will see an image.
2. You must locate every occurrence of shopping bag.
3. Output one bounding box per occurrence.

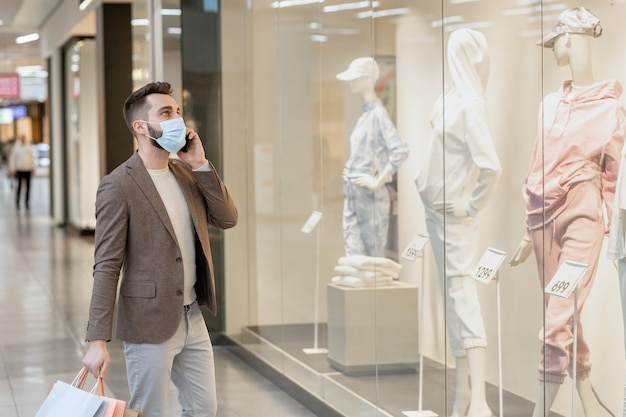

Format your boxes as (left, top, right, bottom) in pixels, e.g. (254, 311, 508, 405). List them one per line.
(35, 368, 108, 417)
(93, 377, 126, 417)
(123, 408, 142, 417)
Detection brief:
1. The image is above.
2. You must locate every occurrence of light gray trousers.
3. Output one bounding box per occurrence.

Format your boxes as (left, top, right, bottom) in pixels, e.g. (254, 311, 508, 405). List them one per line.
(123, 301, 217, 417)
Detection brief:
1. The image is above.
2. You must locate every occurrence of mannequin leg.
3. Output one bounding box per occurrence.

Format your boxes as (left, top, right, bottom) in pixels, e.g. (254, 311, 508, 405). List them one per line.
(531, 381, 560, 417)
(576, 376, 599, 417)
(450, 356, 470, 417)
(466, 347, 492, 417)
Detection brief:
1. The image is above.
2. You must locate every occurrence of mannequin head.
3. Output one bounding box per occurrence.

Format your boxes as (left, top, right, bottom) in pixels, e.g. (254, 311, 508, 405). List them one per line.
(539, 7, 601, 86)
(337, 57, 380, 101)
(347, 75, 375, 95)
(447, 28, 489, 97)
(552, 32, 595, 85)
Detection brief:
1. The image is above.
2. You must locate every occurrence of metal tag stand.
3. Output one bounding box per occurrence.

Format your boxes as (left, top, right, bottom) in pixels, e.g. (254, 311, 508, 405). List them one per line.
(402, 234, 437, 417)
(302, 211, 328, 355)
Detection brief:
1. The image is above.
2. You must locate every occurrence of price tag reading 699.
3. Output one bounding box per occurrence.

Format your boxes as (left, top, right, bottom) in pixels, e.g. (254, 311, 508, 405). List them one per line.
(544, 260, 588, 298)
(550, 280, 570, 295)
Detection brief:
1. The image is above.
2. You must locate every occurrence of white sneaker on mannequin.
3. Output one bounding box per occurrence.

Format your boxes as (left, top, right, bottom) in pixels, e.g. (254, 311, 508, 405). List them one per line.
(531, 381, 560, 417)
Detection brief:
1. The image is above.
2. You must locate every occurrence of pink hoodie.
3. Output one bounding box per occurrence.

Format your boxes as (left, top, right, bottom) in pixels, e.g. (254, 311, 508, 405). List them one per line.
(523, 79, 626, 239)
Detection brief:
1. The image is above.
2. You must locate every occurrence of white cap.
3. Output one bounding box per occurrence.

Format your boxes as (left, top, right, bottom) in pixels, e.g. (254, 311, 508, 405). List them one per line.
(336, 57, 380, 81)
(537, 7, 602, 48)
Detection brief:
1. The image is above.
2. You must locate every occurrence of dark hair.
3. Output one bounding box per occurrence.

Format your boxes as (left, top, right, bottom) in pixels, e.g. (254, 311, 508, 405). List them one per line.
(123, 81, 173, 134)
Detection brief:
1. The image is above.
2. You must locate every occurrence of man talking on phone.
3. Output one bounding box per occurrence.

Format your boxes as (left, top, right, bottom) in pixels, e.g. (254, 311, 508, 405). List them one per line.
(82, 81, 238, 417)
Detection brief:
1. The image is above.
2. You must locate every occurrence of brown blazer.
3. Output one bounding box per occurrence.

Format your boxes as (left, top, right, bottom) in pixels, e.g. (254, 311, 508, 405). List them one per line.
(86, 152, 237, 344)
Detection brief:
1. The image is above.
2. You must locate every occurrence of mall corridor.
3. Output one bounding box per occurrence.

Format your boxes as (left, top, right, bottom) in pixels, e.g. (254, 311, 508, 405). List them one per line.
(0, 167, 316, 417)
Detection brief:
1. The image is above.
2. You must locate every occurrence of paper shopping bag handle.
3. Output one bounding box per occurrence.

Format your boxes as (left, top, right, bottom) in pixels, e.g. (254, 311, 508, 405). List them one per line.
(70, 367, 89, 389)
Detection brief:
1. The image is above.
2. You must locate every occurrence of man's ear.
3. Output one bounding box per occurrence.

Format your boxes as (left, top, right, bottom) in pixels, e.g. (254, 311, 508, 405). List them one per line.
(132, 120, 145, 135)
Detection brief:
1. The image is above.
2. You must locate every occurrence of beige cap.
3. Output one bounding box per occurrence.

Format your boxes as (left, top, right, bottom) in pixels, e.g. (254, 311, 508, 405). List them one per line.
(336, 57, 380, 81)
(537, 6, 602, 48)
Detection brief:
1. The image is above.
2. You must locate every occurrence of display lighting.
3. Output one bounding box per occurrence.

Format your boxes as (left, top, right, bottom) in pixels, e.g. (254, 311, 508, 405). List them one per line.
(502, 3, 566, 16)
(444, 20, 492, 32)
(15, 33, 39, 44)
(528, 13, 561, 23)
(310, 34, 328, 42)
(431, 15, 463, 27)
(167, 27, 182, 35)
(323, 1, 379, 13)
(515, 0, 556, 4)
(271, 0, 323, 9)
(356, 7, 409, 18)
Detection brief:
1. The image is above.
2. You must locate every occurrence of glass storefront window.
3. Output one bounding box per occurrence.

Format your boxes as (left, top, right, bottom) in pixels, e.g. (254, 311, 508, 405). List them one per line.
(139, 0, 626, 415)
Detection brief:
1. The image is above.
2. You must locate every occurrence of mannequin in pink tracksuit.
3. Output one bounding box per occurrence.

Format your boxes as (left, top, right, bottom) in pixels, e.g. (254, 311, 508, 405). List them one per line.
(510, 7, 625, 417)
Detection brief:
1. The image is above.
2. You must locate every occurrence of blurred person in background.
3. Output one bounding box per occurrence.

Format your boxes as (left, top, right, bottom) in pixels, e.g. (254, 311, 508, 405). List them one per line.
(9, 134, 37, 209)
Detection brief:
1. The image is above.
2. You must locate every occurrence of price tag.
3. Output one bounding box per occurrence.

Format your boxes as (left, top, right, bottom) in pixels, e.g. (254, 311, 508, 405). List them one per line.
(401, 234, 430, 261)
(545, 260, 588, 298)
(301, 211, 323, 234)
(471, 247, 507, 285)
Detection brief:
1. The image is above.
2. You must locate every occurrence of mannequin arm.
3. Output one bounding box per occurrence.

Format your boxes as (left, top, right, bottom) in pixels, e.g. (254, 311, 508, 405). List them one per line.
(433, 200, 469, 218)
(509, 239, 533, 266)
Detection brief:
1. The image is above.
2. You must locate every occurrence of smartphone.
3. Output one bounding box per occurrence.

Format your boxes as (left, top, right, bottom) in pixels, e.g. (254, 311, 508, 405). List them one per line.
(181, 135, 191, 152)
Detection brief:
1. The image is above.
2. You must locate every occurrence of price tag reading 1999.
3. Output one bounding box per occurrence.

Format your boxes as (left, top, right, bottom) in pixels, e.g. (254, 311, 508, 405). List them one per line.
(401, 234, 430, 262)
(544, 260, 588, 298)
(471, 247, 507, 285)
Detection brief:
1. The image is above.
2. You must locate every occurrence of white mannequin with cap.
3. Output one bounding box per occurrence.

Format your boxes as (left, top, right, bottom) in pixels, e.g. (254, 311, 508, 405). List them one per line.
(509, 7, 625, 417)
(336, 57, 409, 258)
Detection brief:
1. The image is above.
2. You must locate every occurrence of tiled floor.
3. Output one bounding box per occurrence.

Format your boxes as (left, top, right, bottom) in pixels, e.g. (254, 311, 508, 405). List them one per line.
(0, 167, 316, 417)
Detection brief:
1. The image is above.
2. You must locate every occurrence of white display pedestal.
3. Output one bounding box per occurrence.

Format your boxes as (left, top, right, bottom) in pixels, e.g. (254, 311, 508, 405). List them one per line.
(327, 282, 420, 374)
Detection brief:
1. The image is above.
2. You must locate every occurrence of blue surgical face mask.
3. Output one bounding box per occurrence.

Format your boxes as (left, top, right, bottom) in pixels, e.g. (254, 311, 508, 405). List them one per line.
(141, 117, 187, 153)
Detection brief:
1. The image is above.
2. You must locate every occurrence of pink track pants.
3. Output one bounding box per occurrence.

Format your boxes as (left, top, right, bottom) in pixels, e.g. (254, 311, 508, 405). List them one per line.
(529, 182, 604, 384)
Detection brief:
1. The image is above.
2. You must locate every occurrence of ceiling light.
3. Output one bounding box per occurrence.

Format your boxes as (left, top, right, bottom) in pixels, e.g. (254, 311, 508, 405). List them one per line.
(450, 0, 479, 3)
(16, 33, 39, 44)
(161, 9, 182, 16)
(357, 7, 409, 18)
(79, 0, 94, 11)
(323, 1, 378, 13)
(131, 19, 150, 26)
(271, 0, 323, 8)
(16, 65, 43, 74)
